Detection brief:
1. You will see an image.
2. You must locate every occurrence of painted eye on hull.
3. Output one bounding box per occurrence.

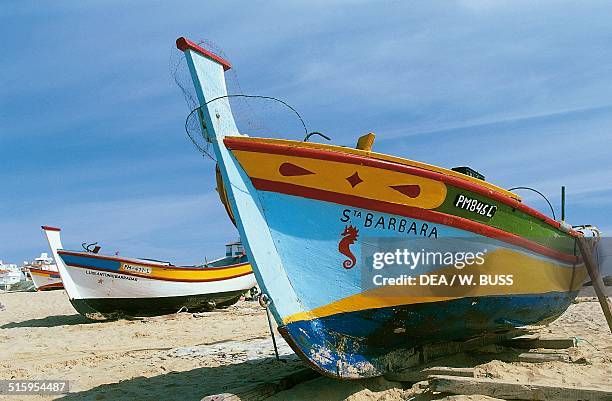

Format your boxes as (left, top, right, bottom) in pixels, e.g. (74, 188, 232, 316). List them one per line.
(390, 184, 421, 198)
(278, 162, 423, 200)
(278, 163, 314, 177)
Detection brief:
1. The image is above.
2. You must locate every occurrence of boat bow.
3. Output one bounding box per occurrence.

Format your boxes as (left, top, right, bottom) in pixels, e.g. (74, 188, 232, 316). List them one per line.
(43, 226, 92, 308)
(177, 37, 304, 324)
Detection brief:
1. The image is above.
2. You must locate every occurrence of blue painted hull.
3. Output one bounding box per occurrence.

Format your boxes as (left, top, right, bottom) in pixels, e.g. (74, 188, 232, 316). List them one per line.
(281, 292, 575, 377)
(249, 192, 580, 377)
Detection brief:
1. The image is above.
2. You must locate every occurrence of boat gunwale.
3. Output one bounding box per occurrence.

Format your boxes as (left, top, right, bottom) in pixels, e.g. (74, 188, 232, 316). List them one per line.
(223, 136, 579, 237)
(59, 260, 254, 283)
(57, 250, 250, 272)
(28, 267, 60, 276)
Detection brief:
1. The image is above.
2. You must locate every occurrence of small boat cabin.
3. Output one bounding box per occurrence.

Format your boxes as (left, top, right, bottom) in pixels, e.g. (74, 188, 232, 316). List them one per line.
(226, 242, 245, 257)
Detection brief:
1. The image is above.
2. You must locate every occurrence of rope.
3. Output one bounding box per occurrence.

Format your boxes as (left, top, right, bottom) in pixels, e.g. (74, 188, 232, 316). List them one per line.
(574, 336, 599, 351)
(508, 186, 556, 220)
(259, 293, 280, 361)
(184, 94, 310, 161)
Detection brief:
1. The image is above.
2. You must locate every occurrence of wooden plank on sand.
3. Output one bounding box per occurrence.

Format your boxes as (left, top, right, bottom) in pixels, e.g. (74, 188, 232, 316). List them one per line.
(421, 328, 529, 362)
(516, 352, 569, 363)
(201, 368, 319, 401)
(504, 337, 576, 349)
(385, 366, 474, 382)
(429, 375, 612, 401)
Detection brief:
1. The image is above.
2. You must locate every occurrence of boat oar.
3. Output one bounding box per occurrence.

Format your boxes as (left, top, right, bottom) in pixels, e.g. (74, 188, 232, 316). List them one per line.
(576, 236, 612, 333)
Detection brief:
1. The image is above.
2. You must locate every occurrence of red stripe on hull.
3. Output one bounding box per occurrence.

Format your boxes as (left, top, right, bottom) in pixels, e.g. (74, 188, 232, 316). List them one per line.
(29, 268, 59, 276)
(224, 138, 577, 237)
(37, 282, 64, 291)
(63, 263, 254, 283)
(250, 178, 578, 264)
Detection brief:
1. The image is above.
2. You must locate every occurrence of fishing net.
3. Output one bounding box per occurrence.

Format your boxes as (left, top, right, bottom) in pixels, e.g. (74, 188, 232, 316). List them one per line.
(170, 40, 311, 161)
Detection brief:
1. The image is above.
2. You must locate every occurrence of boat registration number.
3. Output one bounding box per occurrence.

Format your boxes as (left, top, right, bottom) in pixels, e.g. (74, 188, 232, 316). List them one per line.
(121, 263, 152, 275)
(454, 194, 497, 218)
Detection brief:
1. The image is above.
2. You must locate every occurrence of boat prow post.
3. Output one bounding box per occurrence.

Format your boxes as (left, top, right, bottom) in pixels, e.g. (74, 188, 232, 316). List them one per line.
(41, 226, 63, 266)
(176, 37, 242, 145)
(41, 226, 82, 300)
(176, 37, 302, 324)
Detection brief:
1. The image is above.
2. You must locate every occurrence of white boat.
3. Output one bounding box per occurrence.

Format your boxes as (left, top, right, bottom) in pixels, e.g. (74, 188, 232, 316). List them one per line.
(42, 226, 257, 318)
(25, 252, 63, 291)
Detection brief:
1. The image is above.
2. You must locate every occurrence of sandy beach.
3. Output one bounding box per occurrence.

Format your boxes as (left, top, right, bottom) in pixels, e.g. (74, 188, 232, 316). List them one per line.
(1, 290, 610, 400)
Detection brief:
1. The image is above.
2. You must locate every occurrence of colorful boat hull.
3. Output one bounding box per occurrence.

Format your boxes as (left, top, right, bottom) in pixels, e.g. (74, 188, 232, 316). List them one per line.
(28, 267, 63, 291)
(228, 191, 583, 376)
(42, 226, 257, 318)
(176, 38, 586, 378)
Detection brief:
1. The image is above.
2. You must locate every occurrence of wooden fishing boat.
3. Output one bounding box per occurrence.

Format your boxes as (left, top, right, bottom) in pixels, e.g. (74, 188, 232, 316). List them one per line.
(42, 226, 257, 318)
(26, 252, 63, 291)
(28, 268, 63, 291)
(176, 37, 588, 378)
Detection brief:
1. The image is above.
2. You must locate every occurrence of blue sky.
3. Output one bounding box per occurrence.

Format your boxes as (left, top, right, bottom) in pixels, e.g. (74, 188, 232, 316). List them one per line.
(2, 1, 612, 264)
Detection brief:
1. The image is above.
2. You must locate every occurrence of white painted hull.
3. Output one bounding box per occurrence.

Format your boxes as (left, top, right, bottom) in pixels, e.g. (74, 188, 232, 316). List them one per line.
(42, 226, 257, 317)
(63, 264, 256, 300)
(28, 268, 63, 291)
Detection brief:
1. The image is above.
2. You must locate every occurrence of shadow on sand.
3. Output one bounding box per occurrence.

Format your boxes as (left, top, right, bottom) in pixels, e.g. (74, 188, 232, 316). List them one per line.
(1, 314, 99, 328)
(56, 356, 310, 401)
(53, 347, 536, 401)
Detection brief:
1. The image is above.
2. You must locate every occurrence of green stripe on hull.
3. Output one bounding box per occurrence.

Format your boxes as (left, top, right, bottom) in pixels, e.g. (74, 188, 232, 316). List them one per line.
(436, 185, 575, 254)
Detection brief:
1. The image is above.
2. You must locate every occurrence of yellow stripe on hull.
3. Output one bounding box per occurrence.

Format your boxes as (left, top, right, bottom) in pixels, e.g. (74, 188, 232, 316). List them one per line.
(232, 150, 448, 209)
(227, 136, 521, 201)
(117, 261, 253, 282)
(282, 248, 586, 325)
(30, 271, 57, 277)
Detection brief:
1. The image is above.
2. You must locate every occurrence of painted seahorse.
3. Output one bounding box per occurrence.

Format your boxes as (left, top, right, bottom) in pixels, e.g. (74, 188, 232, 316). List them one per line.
(339, 225, 359, 269)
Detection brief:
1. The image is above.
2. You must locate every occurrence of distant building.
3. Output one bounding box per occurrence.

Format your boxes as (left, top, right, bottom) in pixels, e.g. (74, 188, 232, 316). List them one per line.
(0, 259, 23, 289)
